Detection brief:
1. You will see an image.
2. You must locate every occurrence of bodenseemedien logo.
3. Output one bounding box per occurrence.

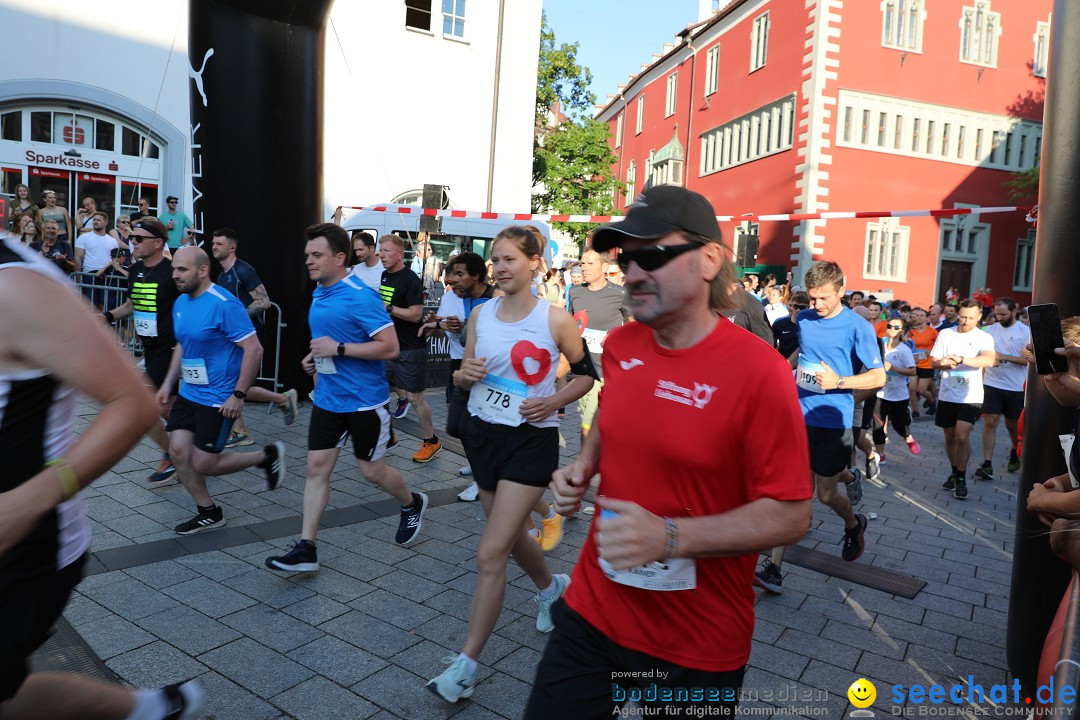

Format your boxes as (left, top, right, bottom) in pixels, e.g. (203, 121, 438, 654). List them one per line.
(849, 678, 877, 718)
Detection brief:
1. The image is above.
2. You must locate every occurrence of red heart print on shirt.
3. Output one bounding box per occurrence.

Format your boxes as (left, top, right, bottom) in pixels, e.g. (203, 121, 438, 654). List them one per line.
(511, 340, 551, 385)
(573, 310, 588, 334)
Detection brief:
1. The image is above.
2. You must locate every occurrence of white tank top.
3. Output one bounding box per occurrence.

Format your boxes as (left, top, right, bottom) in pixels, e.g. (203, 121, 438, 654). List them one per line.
(467, 296, 559, 428)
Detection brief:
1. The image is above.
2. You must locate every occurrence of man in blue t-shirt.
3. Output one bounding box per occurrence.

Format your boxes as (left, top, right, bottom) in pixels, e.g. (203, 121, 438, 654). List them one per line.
(211, 228, 299, 446)
(755, 261, 885, 594)
(158, 247, 286, 535)
(265, 223, 428, 574)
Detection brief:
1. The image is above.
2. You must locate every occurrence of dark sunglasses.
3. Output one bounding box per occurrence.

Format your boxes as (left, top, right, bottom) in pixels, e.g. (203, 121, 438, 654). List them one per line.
(791, 304, 809, 311)
(130, 233, 157, 243)
(616, 240, 706, 273)
(887, 324, 904, 330)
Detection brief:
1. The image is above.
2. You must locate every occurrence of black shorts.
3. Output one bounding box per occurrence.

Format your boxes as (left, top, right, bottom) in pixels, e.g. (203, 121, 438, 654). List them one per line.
(982, 385, 1024, 420)
(166, 395, 234, 453)
(1, 553, 86, 701)
(386, 347, 427, 394)
(445, 358, 462, 405)
(935, 400, 982, 428)
(806, 425, 854, 477)
(465, 415, 559, 491)
(525, 600, 744, 719)
(143, 343, 177, 392)
(308, 405, 390, 461)
(853, 396, 875, 431)
(916, 367, 935, 380)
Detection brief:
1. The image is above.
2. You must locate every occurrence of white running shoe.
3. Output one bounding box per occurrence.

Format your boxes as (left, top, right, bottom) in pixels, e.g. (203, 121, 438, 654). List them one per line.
(457, 481, 479, 502)
(426, 655, 477, 703)
(535, 573, 570, 633)
(459, 465, 473, 477)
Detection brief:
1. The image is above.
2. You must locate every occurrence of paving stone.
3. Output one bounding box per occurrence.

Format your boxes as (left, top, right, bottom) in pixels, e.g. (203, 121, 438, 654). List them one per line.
(176, 549, 261, 581)
(491, 645, 543, 684)
(288, 567, 376, 604)
(199, 637, 314, 699)
(287, 635, 388, 687)
(469, 667, 534, 718)
(351, 665, 463, 720)
(80, 576, 179, 620)
(819, 619, 907, 661)
(190, 671, 284, 720)
(391, 639, 461, 680)
(395, 553, 468, 584)
(162, 576, 259, 618)
(222, 568, 317, 608)
(123, 559, 201, 589)
(220, 604, 324, 653)
(347, 588, 441, 630)
(323, 552, 396, 582)
(271, 675, 379, 720)
(748, 641, 811, 680)
(63, 592, 114, 627)
(320, 610, 422, 658)
(370, 568, 448, 602)
(78, 613, 157, 659)
(775, 628, 863, 671)
(106, 640, 208, 688)
(281, 593, 352, 625)
(135, 605, 243, 655)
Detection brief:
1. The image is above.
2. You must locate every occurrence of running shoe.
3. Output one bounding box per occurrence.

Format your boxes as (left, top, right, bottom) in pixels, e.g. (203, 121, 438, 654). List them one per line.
(535, 573, 570, 632)
(413, 438, 442, 463)
(912, 410, 921, 419)
(1008, 454, 1021, 473)
(393, 398, 411, 419)
(926, 401, 937, 416)
(396, 492, 428, 545)
(954, 478, 969, 500)
(224, 431, 254, 448)
(974, 461, 994, 481)
(279, 388, 299, 426)
(540, 513, 564, 552)
(388, 433, 399, 449)
(865, 453, 880, 481)
(147, 455, 177, 487)
(266, 540, 319, 573)
(845, 467, 864, 505)
(942, 474, 956, 491)
(905, 437, 921, 455)
(459, 465, 474, 477)
(162, 679, 204, 720)
(841, 513, 868, 561)
(457, 481, 479, 502)
(261, 441, 286, 490)
(175, 506, 225, 535)
(753, 558, 783, 594)
(878, 454, 887, 464)
(426, 655, 477, 703)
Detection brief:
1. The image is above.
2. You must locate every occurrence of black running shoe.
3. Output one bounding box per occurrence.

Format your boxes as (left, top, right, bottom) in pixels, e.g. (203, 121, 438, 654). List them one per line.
(865, 453, 880, 481)
(396, 492, 428, 545)
(1008, 454, 1021, 473)
(846, 467, 864, 505)
(841, 514, 868, 561)
(148, 455, 177, 487)
(162, 679, 204, 720)
(175, 506, 225, 535)
(974, 461, 994, 481)
(942, 474, 957, 491)
(261, 441, 286, 490)
(266, 540, 319, 572)
(954, 478, 968, 500)
(753, 559, 783, 594)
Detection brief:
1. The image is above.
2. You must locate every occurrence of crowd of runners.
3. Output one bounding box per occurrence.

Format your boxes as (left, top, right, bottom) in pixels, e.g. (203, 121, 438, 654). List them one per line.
(0, 186, 1054, 719)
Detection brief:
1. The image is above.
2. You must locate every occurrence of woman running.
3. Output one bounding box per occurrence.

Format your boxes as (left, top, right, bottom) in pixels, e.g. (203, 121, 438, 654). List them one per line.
(873, 319, 921, 459)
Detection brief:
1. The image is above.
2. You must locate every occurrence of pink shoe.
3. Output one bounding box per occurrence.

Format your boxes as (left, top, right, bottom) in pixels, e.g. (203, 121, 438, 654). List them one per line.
(906, 437, 921, 455)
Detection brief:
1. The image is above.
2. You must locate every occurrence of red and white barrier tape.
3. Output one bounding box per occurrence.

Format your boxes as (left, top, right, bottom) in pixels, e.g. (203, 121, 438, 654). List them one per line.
(338, 204, 1035, 224)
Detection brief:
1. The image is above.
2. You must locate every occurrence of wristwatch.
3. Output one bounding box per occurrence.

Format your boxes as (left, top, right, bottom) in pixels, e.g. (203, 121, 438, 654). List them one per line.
(836, 377, 846, 389)
(337, 342, 346, 356)
(232, 390, 247, 399)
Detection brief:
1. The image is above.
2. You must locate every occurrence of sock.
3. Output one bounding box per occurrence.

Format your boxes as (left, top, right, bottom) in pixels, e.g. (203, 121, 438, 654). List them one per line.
(126, 689, 167, 720)
(952, 466, 960, 475)
(543, 507, 556, 520)
(196, 504, 217, 514)
(956, 470, 966, 481)
(539, 578, 560, 599)
(458, 653, 478, 674)
(425, 435, 439, 444)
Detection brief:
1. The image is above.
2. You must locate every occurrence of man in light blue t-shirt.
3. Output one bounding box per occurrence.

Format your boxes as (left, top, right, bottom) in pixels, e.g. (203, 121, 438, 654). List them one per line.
(158, 247, 286, 536)
(755, 261, 885, 594)
(158, 195, 193, 249)
(265, 222, 428, 574)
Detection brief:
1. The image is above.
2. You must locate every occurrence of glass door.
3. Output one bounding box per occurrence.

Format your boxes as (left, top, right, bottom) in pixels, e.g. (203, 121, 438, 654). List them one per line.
(74, 171, 116, 232)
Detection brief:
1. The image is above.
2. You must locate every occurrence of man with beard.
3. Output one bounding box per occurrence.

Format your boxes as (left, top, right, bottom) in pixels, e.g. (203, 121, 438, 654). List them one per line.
(975, 297, 1030, 480)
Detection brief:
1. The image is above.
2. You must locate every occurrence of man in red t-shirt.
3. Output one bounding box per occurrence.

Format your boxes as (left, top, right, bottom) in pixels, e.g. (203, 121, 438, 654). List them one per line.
(524, 186, 812, 718)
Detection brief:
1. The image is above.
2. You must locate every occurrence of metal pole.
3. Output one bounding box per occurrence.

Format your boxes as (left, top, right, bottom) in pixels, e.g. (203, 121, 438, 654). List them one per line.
(1007, 0, 1080, 695)
(485, 0, 507, 212)
(1051, 573, 1080, 720)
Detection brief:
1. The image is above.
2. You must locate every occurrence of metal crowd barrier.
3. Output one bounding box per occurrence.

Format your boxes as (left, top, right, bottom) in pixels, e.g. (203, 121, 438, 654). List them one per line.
(1051, 572, 1080, 720)
(69, 272, 286, 408)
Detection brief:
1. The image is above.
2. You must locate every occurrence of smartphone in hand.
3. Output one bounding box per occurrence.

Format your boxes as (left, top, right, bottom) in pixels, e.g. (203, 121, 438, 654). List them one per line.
(1029, 303, 1068, 375)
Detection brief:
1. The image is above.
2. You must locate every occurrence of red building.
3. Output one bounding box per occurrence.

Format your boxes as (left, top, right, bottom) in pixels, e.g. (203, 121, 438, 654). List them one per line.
(597, 0, 1049, 306)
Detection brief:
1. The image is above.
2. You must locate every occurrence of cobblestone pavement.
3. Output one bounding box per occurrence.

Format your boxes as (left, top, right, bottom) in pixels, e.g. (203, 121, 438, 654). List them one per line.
(62, 388, 1023, 719)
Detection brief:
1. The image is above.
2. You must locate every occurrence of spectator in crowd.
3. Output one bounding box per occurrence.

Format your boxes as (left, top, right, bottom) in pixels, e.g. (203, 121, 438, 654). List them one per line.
(39, 189, 73, 242)
(130, 197, 153, 221)
(74, 211, 119, 309)
(764, 285, 789, 326)
(7, 183, 40, 229)
(18, 215, 38, 246)
(939, 303, 959, 331)
(945, 286, 959, 303)
(870, 301, 887, 337)
(158, 196, 193, 250)
(110, 214, 134, 251)
(349, 230, 383, 290)
(31, 219, 75, 273)
(76, 197, 97, 233)
(773, 291, 809, 359)
(980, 287, 995, 323)
(410, 239, 442, 299)
(849, 290, 865, 307)
(97, 244, 132, 312)
(928, 303, 944, 329)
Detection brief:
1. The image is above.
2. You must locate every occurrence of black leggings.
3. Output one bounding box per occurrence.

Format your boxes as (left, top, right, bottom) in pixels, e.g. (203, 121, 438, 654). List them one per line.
(873, 398, 911, 445)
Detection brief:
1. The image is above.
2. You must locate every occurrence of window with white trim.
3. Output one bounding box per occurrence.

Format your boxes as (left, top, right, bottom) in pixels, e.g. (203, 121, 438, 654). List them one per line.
(940, 213, 988, 258)
(615, 113, 623, 149)
(705, 45, 720, 96)
(1033, 17, 1050, 78)
(864, 219, 909, 282)
(1014, 229, 1035, 291)
(881, 0, 925, 52)
(750, 12, 769, 72)
(665, 72, 678, 118)
(959, 1, 1001, 67)
(636, 96, 644, 135)
(441, 0, 466, 38)
(700, 94, 795, 175)
(626, 160, 636, 203)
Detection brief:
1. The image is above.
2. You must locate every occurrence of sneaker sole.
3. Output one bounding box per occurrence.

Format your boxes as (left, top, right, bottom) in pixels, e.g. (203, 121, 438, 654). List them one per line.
(426, 680, 474, 703)
(413, 445, 442, 463)
(456, 493, 479, 502)
(393, 405, 411, 420)
(281, 389, 299, 426)
(225, 437, 254, 448)
(266, 559, 319, 572)
(176, 518, 227, 535)
(397, 492, 429, 545)
(147, 475, 179, 488)
(753, 576, 783, 594)
(954, 488, 969, 499)
(267, 441, 286, 491)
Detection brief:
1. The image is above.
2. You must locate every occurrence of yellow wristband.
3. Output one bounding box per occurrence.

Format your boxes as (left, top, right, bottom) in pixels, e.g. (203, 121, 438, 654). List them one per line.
(47, 458, 80, 501)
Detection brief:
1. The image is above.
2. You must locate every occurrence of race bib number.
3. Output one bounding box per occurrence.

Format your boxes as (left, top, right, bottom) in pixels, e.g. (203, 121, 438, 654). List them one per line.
(914, 349, 927, 361)
(947, 368, 976, 391)
(796, 360, 825, 394)
(181, 358, 208, 385)
(582, 327, 607, 355)
(885, 371, 898, 384)
(314, 356, 338, 375)
(596, 510, 696, 591)
(133, 311, 158, 337)
(468, 374, 528, 426)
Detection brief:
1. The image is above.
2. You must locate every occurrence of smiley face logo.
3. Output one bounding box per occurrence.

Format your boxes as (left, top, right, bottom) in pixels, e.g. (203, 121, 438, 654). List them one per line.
(847, 678, 877, 709)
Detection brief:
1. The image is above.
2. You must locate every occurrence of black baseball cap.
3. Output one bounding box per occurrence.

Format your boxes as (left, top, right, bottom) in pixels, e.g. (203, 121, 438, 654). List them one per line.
(165, 195, 179, 203)
(592, 185, 722, 252)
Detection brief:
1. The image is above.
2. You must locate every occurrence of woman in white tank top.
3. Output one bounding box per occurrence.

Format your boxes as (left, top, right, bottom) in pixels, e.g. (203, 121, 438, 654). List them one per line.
(426, 226, 594, 702)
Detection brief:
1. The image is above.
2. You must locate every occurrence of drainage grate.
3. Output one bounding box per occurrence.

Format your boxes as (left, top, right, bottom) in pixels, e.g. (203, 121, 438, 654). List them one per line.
(29, 616, 117, 682)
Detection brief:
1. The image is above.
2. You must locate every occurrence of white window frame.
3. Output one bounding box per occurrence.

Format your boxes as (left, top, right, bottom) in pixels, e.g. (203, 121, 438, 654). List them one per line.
(705, 45, 720, 96)
(626, 160, 636, 203)
(441, 0, 466, 39)
(615, 113, 623, 149)
(1033, 17, 1050, 78)
(700, 94, 795, 176)
(959, 1, 1001, 68)
(1013, 229, 1036, 291)
(881, 0, 925, 53)
(750, 12, 769, 73)
(863, 218, 909, 282)
(405, 0, 433, 33)
(636, 96, 644, 135)
(665, 72, 678, 118)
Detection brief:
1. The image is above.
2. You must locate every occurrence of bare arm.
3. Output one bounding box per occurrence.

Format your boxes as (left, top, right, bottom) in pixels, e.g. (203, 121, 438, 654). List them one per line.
(62, 209, 73, 240)
(107, 299, 134, 321)
(311, 325, 399, 362)
(389, 303, 424, 324)
(246, 284, 271, 316)
(960, 348, 997, 369)
(73, 246, 85, 273)
(218, 333, 263, 419)
(0, 268, 158, 553)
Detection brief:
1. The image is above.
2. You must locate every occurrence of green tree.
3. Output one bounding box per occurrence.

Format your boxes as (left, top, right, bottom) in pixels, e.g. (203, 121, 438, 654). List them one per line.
(532, 14, 621, 242)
